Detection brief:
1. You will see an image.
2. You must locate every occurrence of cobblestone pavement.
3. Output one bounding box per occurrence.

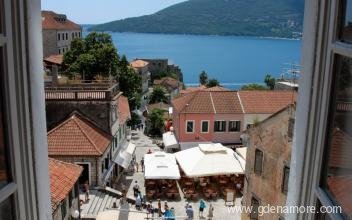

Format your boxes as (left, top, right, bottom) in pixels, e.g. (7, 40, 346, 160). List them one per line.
(114, 129, 243, 219)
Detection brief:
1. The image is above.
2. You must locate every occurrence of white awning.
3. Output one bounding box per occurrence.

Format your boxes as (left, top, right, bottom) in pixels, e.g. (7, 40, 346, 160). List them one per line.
(174, 143, 245, 177)
(162, 132, 178, 149)
(103, 164, 114, 182)
(113, 142, 136, 169)
(144, 151, 180, 179)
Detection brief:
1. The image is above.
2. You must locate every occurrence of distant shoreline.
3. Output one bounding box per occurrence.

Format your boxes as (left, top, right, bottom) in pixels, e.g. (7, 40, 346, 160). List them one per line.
(83, 29, 302, 41)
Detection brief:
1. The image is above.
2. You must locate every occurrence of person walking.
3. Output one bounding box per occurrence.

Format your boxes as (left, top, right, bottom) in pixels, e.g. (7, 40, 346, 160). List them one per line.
(207, 203, 214, 220)
(133, 180, 140, 197)
(135, 160, 139, 172)
(199, 199, 206, 217)
(140, 157, 144, 172)
(186, 205, 194, 219)
(157, 199, 162, 217)
(84, 181, 89, 202)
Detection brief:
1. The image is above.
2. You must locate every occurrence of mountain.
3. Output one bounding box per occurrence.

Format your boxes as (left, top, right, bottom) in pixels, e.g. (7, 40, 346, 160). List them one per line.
(89, 0, 304, 38)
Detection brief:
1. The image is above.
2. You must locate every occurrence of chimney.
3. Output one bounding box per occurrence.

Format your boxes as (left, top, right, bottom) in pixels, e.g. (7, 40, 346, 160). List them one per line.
(52, 65, 58, 86)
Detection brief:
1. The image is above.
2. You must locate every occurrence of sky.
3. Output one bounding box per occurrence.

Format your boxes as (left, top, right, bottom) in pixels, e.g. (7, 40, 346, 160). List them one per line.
(41, 0, 187, 24)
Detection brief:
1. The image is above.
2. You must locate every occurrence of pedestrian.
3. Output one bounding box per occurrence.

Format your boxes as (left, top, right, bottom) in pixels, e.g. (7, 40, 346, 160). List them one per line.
(164, 201, 169, 211)
(199, 199, 206, 217)
(135, 160, 139, 172)
(121, 183, 126, 196)
(84, 181, 89, 202)
(112, 202, 117, 208)
(133, 180, 140, 197)
(135, 195, 142, 210)
(147, 149, 152, 154)
(236, 182, 242, 194)
(141, 123, 144, 130)
(207, 203, 214, 220)
(147, 201, 154, 217)
(170, 207, 175, 218)
(186, 205, 194, 219)
(157, 199, 162, 217)
(141, 157, 144, 172)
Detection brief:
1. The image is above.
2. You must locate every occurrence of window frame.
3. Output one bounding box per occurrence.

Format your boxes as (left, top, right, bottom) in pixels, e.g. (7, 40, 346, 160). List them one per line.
(282, 165, 290, 195)
(214, 120, 226, 132)
(200, 120, 209, 133)
(228, 120, 241, 132)
(254, 148, 264, 175)
(185, 120, 195, 133)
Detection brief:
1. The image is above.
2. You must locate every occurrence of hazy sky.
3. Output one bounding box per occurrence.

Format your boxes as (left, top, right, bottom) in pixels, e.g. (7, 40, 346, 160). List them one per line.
(41, 0, 187, 24)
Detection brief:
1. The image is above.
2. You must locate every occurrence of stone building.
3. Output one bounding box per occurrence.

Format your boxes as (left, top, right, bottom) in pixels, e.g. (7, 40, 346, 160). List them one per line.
(49, 158, 82, 220)
(242, 104, 295, 220)
(138, 58, 183, 82)
(153, 76, 182, 100)
(130, 59, 151, 94)
(42, 11, 82, 58)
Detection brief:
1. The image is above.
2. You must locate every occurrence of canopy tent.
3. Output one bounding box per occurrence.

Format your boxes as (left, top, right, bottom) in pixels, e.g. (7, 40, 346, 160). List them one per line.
(174, 143, 245, 177)
(113, 142, 136, 169)
(162, 131, 179, 150)
(144, 151, 180, 179)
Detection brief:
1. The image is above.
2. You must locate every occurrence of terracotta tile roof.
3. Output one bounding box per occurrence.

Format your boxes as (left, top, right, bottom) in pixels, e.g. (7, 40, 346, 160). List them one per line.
(205, 86, 230, 91)
(49, 158, 82, 212)
(130, 59, 149, 68)
(180, 85, 206, 94)
(42, 11, 81, 30)
(44, 54, 63, 65)
(238, 90, 297, 114)
(327, 175, 352, 217)
(172, 91, 242, 114)
(154, 77, 180, 90)
(47, 112, 112, 156)
(118, 95, 131, 125)
(329, 128, 352, 169)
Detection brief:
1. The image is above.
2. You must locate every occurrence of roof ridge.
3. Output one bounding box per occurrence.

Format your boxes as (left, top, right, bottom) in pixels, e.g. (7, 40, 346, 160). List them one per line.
(72, 116, 103, 155)
(209, 92, 216, 114)
(49, 157, 83, 171)
(47, 114, 76, 135)
(237, 92, 245, 114)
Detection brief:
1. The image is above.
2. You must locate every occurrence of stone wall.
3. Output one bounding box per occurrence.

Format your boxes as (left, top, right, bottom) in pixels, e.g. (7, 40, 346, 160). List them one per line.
(243, 105, 295, 220)
(42, 29, 57, 57)
(45, 101, 111, 133)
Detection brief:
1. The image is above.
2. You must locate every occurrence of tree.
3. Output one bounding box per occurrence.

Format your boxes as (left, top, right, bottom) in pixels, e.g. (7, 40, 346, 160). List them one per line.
(199, 71, 208, 85)
(206, 78, 220, 87)
(149, 86, 168, 104)
(127, 112, 141, 128)
(119, 67, 142, 110)
(264, 74, 276, 90)
(148, 109, 165, 136)
(62, 32, 119, 80)
(241, 83, 268, 90)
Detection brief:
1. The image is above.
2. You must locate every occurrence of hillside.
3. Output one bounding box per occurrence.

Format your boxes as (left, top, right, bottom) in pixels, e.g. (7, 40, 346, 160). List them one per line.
(89, 0, 304, 38)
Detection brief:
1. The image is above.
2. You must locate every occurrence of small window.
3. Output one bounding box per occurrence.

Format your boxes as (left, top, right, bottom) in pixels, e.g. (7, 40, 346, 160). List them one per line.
(65, 33, 68, 40)
(201, 121, 209, 133)
(247, 124, 254, 129)
(229, 121, 241, 132)
(61, 33, 64, 40)
(214, 121, 226, 132)
(105, 158, 109, 169)
(71, 32, 74, 39)
(287, 118, 295, 140)
(250, 196, 260, 220)
(186, 121, 194, 133)
(58, 49, 61, 54)
(78, 32, 81, 37)
(254, 149, 263, 175)
(61, 199, 67, 220)
(58, 33, 60, 40)
(282, 165, 290, 194)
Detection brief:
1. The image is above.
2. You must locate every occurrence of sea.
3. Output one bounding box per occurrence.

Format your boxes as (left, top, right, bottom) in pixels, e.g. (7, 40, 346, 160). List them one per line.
(84, 31, 301, 90)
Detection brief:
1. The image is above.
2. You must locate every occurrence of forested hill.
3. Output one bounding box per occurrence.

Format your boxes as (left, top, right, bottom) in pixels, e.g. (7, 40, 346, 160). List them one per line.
(89, 0, 304, 38)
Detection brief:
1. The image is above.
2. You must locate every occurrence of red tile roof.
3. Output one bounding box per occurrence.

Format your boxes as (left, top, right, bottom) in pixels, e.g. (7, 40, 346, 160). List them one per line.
(47, 113, 112, 156)
(205, 86, 230, 91)
(154, 77, 180, 90)
(180, 85, 206, 94)
(329, 128, 352, 169)
(49, 158, 82, 212)
(172, 91, 243, 114)
(146, 102, 171, 113)
(327, 175, 352, 217)
(130, 59, 149, 68)
(44, 54, 63, 65)
(42, 11, 81, 30)
(118, 95, 131, 125)
(238, 90, 297, 114)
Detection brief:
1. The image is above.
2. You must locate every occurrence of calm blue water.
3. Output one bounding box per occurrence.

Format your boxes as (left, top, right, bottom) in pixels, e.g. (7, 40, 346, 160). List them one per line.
(85, 32, 301, 90)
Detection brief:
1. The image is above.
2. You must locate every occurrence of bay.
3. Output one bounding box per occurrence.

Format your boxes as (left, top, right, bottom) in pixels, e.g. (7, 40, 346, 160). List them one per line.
(85, 32, 301, 90)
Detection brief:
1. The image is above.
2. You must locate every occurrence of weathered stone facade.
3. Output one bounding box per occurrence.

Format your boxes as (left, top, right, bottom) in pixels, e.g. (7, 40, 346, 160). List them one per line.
(242, 105, 295, 220)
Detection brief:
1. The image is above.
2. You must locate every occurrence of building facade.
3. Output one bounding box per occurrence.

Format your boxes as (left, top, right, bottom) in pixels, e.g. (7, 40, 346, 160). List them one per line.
(130, 59, 151, 94)
(242, 105, 295, 220)
(42, 11, 82, 58)
(139, 58, 183, 82)
(154, 76, 182, 100)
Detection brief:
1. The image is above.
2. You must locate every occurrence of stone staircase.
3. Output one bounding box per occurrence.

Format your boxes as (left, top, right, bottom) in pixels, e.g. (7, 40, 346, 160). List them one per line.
(80, 189, 120, 219)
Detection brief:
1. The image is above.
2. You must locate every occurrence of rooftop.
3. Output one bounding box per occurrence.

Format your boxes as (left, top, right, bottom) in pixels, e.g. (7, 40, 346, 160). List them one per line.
(49, 158, 82, 212)
(44, 54, 63, 65)
(118, 95, 131, 125)
(130, 59, 149, 68)
(154, 77, 180, 90)
(238, 90, 297, 114)
(42, 11, 81, 30)
(47, 112, 112, 156)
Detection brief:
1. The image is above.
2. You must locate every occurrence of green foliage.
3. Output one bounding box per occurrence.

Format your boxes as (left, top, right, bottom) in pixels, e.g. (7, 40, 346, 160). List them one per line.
(149, 86, 168, 104)
(199, 71, 208, 85)
(89, 0, 304, 38)
(264, 74, 276, 90)
(127, 112, 142, 127)
(62, 32, 119, 80)
(119, 66, 142, 110)
(152, 71, 178, 81)
(241, 83, 268, 90)
(206, 78, 220, 87)
(148, 108, 165, 136)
